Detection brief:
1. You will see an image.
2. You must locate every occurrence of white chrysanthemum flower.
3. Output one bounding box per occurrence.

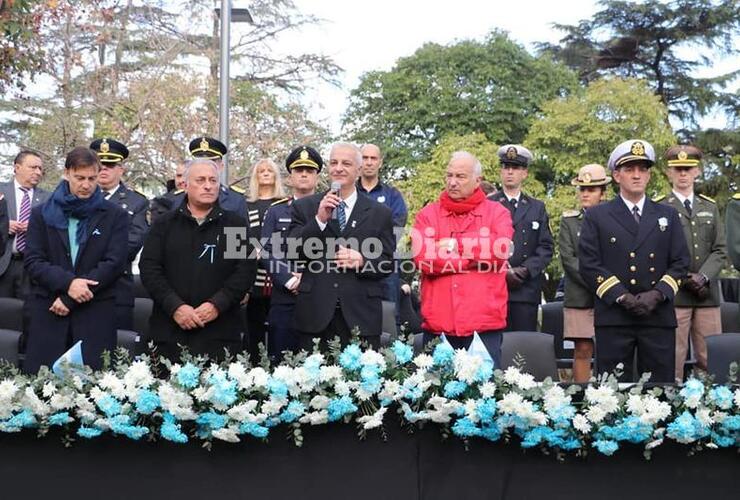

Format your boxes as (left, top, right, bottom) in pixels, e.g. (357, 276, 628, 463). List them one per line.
(42, 382, 57, 398)
(123, 360, 154, 390)
(248, 367, 269, 388)
(192, 386, 209, 402)
(464, 398, 479, 423)
(334, 380, 351, 396)
(262, 396, 287, 416)
(212, 426, 240, 443)
(169, 363, 182, 375)
(50, 393, 75, 410)
(585, 385, 619, 413)
(636, 396, 671, 425)
(157, 383, 196, 420)
(319, 365, 343, 383)
(378, 380, 401, 402)
(503, 367, 522, 385)
(0, 379, 19, 400)
(543, 386, 570, 415)
(426, 396, 461, 424)
(358, 407, 387, 429)
(226, 401, 259, 422)
(734, 389, 740, 409)
(98, 372, 126, 400)
(300, 410, 328, 425)
(73, 394, 95, 413)
(696, 408, 713, 427)
(573, 414, 591, 433)
(453, 351, 484, 384)
(479, 382, 497, 399)
(360, 350, 386, 370)
(89, 386, 107, 404)
(712, 411, 727, 423)
(413, 354, 433, 370)
(309, 395, 330, 410)
(72, 375, 84, 391)
(22, 387, 49, 416)
(586, 406, 607, 424)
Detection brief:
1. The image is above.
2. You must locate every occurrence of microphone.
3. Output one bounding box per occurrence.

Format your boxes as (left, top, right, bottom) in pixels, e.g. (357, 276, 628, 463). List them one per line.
(330, 180, 341, 220)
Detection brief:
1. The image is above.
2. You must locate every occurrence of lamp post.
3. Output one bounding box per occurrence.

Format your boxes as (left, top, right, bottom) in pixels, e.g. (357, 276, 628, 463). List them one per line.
(216, 1, 253, 183)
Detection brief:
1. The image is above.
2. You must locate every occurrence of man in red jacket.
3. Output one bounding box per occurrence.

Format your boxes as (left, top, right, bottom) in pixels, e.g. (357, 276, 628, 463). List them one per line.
(412, 151, 513, 366)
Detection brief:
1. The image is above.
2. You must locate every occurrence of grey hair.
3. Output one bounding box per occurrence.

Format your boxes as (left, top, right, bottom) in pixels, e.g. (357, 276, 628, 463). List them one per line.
(330, 142, 362, 167)
(183, 159, 221, 186)
(449, 151, 483, 177)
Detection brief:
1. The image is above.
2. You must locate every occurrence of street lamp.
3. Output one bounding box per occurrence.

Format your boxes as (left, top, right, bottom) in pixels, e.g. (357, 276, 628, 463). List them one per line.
(215, 1, 253, 183)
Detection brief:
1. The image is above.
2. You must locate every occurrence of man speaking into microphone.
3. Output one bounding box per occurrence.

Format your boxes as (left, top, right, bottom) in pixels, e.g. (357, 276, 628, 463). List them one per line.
(288, 142, 395, 350)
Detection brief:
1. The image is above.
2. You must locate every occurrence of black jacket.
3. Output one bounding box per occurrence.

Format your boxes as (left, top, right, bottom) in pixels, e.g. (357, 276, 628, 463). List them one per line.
(288, 191, 394, 336)
(139, 200, 256, 343)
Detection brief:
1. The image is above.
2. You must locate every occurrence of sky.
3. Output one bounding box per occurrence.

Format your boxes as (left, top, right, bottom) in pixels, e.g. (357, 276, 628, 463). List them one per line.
(249, 0, 737, 135)
(269, 0, 600, 134)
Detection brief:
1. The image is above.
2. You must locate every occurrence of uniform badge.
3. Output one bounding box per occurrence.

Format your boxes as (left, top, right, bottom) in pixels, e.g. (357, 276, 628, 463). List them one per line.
(677, 150, 688, 161)
(300, 149, 309, 160)
(377, 195, 386, 203)
(658, 217, 668, 231)
(596, 276, 605, 284)
(531, 221, 539, 230)
(630, 141, 645, 156)
(506, 147, 518, 160)
(100, 139, 110, 153)
(582, 172, 592, 183)
(200, 137, 209, 151)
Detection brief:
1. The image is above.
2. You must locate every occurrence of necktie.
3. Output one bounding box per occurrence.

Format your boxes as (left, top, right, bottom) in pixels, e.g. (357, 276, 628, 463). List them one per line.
(104, 190, 112, 200)
(632, 206, 641, 225)
(15, 187, 31, 253)
(508, 197, 517, 215)
(337, 201, 347, 232)
(683, 199, 692, 216)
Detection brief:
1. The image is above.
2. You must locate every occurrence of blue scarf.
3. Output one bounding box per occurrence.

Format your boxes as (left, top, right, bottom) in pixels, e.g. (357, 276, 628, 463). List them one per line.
(42, 180, 105, 248)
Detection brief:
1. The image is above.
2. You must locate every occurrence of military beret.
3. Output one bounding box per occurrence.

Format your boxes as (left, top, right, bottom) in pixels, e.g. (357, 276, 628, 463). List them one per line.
(497, 144, 532, 167)
(285, 145, 323, 173)
(90, 138, 129, 164)
(571, 163, 611, 187)
(664, 144, 702, 168)
(189, 136, 227, 160)
(607, 139, 655, 171)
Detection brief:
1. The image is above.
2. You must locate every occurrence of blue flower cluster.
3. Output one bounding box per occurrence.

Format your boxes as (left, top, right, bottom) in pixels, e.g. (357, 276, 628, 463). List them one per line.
(0, 409, 36, 432)
(109, 414, 149, 440)
(338, 345, 362, 371)
(432, 342, 454, 368)
(279, 401, 306, 424)
(391, 341, 413, 364)
(97, 395, 122, 417)
(135, 389, 160, 415)
(208, 372, 237, 407)
(160, 412, 188, 443)
(666, 411, 710, 444)
(177, 363, 201, 389)
(327, 396, 358, 422)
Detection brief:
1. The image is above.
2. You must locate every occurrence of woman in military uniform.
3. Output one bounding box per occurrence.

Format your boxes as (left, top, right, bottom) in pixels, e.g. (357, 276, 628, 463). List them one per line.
(559, 164, 611, 382)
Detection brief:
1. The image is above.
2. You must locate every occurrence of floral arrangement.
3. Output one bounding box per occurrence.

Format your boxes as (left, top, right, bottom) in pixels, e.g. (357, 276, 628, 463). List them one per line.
(0, 338, 738, 459)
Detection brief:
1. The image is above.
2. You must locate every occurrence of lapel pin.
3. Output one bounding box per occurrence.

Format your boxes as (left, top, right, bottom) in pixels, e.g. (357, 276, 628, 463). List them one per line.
(93, 229, 101, 236)
(351, 220, 357, 228)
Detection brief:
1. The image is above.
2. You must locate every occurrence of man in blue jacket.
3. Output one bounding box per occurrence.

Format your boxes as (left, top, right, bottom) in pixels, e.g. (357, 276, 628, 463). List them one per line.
(23, 147, 128, 373)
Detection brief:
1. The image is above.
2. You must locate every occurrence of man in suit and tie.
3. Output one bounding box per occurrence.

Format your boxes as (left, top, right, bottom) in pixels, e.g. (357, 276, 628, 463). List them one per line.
(488, 144, 553, 332)
(578, 139, 690, 382)
(22, 147, 128, 373)
(288, 142, 395, 350)
(89, 138, 149, 330)
(656, 145, 726, 381)
(0, 150, 51, 299)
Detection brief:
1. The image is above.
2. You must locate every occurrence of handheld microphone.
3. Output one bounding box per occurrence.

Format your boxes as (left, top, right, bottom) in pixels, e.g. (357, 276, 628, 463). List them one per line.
(330, 180, 341, 220)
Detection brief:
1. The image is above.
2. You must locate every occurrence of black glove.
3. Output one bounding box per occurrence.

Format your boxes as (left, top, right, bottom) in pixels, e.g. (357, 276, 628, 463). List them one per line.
(683, 273, 710, 300)
(618, 293, 649, 317)
(506, 266, 529, 289)
(635, 289, 664, 314)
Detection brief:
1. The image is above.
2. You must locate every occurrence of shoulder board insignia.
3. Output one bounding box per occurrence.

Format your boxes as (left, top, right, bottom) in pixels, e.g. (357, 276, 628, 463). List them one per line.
(652, 194, 666, 203)
(132, 189, 147, 198)
(271, 197, 291, 207)
(173, 189, 184, 195)
(562, 210, 580, 218)
(733, 193, 740, 200)
(230, 185, 246, 194)
(698, 194, 715, 203)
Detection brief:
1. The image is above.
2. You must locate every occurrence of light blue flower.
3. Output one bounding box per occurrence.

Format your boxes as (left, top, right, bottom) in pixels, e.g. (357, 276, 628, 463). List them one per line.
(679, 378, 704, 400)
(432, 342, 454, 367)
(720, 415, 740, 432)
(2, 409, 37, 431)
(593, 439, 619, 456)
(96, 395, 122, 417)
(710, 432, 735, 448)
(239, 422, 269, 438)
(476, 398, 497, 423)
(78, 425, 103, 439)
(452, 417, 481, 437)
(267, 378, 288, 399)
(473, 361, 494, 383)
(709, 386, 734, 410)
(280, 401, 306, 424)
(208, 373, 237, 406)
(160, 412, 188, 443)
(109, 415, 149, 440)
(598, 416, 652, 444)
(666, 411, 709, 444)
(327, 396, 358, 422)
(135, 389, 160, 415)
(339, 344, 362, 371)
(48, 412, 72, 426)
(360, 375, 382, 394)
(176, 363, 201, 389)
(196, 412, 228, 431)
(391, 341, 413, 364)
(480, 425, 502, 442)
(443, 381, 468, 398)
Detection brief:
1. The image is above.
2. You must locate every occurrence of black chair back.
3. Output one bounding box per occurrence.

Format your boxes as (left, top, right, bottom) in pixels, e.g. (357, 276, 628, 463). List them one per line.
(0, 329, 21, 366)
(0, 298, 24, 331)
(133, 297, 153, 337)
(501, 331, 558, 380)
(706, 333, 740, 384)
(540, 302, 572, 368)
(720, 302, 740, 333)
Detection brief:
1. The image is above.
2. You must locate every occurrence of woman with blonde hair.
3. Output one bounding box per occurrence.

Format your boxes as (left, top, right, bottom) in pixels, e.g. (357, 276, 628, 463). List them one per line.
(245, 158, 286, 360)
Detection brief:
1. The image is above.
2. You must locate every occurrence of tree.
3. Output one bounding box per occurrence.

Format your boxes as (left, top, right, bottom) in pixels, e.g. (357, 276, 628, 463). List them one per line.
(538, 0, 740, 132)
(691, 127, 740, 211)
(343, 31, 577, 178)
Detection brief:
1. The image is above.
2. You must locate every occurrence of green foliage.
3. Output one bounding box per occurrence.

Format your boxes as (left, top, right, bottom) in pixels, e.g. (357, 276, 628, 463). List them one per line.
(691, 127, 740, 211)
(539, 0, 740, 130)
(344, 31, 578, 178)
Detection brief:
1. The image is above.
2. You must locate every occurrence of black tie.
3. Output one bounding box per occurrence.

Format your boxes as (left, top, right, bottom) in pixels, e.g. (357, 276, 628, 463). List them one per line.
(508, 198, 517, 215)
(684, 199, 692, 216)
(632, 206, 641, 225)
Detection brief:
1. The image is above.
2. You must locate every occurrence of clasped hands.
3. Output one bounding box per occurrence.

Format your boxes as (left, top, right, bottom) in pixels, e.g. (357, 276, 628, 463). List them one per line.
(682, 272, 710, 300)
(618, 289, 664, 317)
(49, 277, 100, 317)
(173, 302, 219, 330)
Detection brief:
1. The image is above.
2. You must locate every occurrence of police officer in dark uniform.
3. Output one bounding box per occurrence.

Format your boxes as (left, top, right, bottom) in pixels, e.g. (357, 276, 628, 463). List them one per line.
(488, 144, 553, 332)
(163, 137, 247, 219)
(90, 138, 149, 330)
(579, 139, 690, 383)
(261, 146, 322, 360)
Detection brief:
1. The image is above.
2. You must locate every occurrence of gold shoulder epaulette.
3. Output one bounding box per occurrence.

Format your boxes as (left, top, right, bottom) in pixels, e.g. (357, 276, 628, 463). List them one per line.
(562, 209, 580, 218)
(733, 193, 740, 200)
(652, 194, 666, 202)
(271, 197, 291, 207)
(698, 194, 716, 203)
(133, 189, 147, 198)
(230, 185, 246, 194)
